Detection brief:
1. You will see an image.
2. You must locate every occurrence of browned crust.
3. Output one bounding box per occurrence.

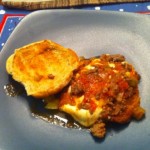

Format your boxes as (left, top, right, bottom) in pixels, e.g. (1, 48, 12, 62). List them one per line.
(6, 40, 79, 98)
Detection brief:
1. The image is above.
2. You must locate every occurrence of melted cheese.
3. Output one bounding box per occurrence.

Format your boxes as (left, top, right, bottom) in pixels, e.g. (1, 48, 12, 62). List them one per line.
(61, 104, 103, 127)
(60, 92, 104, 127)
(59, 59, 106, 127)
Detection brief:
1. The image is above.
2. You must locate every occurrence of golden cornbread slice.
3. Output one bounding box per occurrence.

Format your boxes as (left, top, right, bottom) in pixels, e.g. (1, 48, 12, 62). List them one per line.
(6, 40, 79, 98)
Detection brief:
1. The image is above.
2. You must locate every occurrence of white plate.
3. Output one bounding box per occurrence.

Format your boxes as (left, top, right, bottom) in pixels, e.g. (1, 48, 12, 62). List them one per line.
(0, 10, 150, 150)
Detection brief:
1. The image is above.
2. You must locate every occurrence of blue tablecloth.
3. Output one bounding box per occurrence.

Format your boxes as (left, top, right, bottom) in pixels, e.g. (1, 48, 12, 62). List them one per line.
(0, 2, 150, 51)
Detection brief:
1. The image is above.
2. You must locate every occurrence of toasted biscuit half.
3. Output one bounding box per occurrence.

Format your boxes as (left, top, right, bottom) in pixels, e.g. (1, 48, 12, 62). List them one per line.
(6, 40, 79, 98)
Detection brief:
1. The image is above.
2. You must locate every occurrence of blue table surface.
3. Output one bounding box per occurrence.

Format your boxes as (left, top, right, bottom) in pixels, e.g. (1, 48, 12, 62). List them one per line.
(0, 2, 150, 51)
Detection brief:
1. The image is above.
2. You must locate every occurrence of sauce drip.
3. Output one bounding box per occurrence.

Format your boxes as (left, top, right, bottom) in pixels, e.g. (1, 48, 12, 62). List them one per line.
(4, 81, 86, 130)
(30, 99, 86, 130)
(4, 83, 18, 97)
(4, 82, 25, 97)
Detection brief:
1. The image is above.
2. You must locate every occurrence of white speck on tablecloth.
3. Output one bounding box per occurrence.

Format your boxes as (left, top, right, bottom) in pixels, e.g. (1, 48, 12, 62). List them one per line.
(8, 28, 14, 31)
(18, 17, 23, 20)
(10, 20, 13, 23)
(0, 10, 5, 14)
(95, 6, 101, 10)
(119, 9, 124, 11)
(147, 5, 150, 10)
(1, 43, 5, 47)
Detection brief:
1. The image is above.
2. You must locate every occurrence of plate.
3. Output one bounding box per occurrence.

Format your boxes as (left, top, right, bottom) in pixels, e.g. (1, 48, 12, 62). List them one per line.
(0, 10, 150, 150)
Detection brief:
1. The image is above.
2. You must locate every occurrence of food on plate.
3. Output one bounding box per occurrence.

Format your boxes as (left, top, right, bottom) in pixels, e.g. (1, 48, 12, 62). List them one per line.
(6, 40, 79, 98)
(59, 54, 145, 138)
(6, 40, 145, 139)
